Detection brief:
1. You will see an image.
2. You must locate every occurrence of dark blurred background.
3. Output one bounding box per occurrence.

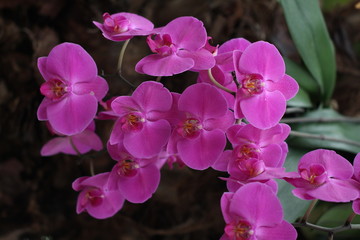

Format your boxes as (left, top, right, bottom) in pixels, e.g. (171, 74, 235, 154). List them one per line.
(1, 0, 360, 239)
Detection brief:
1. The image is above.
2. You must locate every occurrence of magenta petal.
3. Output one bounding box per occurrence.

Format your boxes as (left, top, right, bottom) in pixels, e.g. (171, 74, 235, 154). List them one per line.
(72, 76, 109, 101)
(109, 120, 125, 145)
(124, 120, 171, 158)
(352, 199, 360, 214)
(212, 150, 232, 172)
(234, 123, 282, 145)
(118, 12, 154, 30)
(177, 49, 215, 71)
(217, 38, 251, 72)
(72, 130, 103, 152)
(239, 41, 285, 81)
(41, 131, 100, 156)
(41, 137, 70, 156)
(85, 190, 124, 219)
(203, 110, 235, 132)
(178, 129, 226, 170)
(118, 164, 160, 203)
(220, 234, 229, 240)
(163, 16, 207, 51)
(267, 74, 299, 100)
(47, 94, 98, 135)
(111, 96, 141, 115)
(132, 81, 172, 113)
(304, 179, 359, 202)
(179, 83, 228, 120)
(262, 144, 283, 167)
(240, 91, 286, 129)
(230, 182, 283, 227)
(218, 38, 251, 54)
(46, 43, 97, 84)
(256, 220, 297, 240)
(37, 98, 51, 120)
(226, 124, 244, 145)
(221, 192, 235, 223)
(135, 54, 194, 76)
(80, 172, 110, 188)
(353, 153, 360, 181)
(37, 57, 52, 81)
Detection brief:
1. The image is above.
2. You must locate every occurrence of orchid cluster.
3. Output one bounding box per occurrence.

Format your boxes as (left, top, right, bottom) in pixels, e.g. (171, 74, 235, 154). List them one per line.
(37, 12, 360, 239)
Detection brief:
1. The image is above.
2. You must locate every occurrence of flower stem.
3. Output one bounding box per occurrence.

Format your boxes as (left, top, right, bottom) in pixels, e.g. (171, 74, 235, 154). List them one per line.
(301, 199, 318, 223)
(117, 39, 130, 75)
(207, 69, 236, 95)
(69, 137, 82, 156)
(290, 130, 360, 148)
(345, 211, 357, 225)
(69, 137, 95, 176)
(293, 222, 360, 233)
(89, 159, 95, 176)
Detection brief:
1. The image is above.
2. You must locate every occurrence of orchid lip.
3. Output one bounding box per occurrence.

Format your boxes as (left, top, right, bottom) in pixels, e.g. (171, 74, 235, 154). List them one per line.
(117, 158, 139, 177)
(241, 74, 265, 96)
(40, 79, 69, 100)
(299, 163, 328, 186)
(177, 117, 202, 138)
(225, 220, 254, 240)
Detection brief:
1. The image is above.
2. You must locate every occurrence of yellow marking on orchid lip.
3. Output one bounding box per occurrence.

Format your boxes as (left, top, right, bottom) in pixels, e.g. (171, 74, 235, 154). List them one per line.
(52, 81, 66, 97)
(309, 174, 316, 184)
(233, 221, 254, 240)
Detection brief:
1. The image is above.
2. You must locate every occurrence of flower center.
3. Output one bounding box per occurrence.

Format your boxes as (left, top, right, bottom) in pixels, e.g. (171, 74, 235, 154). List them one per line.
(117, 159, 139, 177)
(234, 144, 260, 161)
(120, 112, 145, 132)
(237, 158, 265, 178)
(40, 79, 68, 100)
(103, 13, 130, 33)
(241, 74, 264, 95)
(225, 220, 254, 240)
(147, 34, 177, 56)
(177, 118, 202, 138)
(300, 164, 327, 186)
(81, 187, 104, 207)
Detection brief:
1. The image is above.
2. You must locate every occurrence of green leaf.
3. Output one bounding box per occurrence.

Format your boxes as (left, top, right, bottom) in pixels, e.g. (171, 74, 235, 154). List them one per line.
(284, 57, 319, 96)
(280, 0, 336, 106)
(277, 147, 311, 222)
(317, 203, 360, 227)
(287, 87, 313, 108)
(322, 0, 355, 12)
(288, 108, 360, 154)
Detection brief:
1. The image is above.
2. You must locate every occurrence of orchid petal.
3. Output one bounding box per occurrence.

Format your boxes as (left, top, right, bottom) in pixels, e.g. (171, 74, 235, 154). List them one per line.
(47, 93, 98, 135)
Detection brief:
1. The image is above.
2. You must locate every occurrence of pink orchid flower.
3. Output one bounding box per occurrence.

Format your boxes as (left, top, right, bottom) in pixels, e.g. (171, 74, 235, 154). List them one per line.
(40, 121, 103, 156)
(234, 41, 299, 129)
(135, 16, 215, 76)
(109, 81, 172, 158)
(72, 172, 125, 219)
(285, 149, 359, 202)
(93, 12, 154, 42)
(167, 83, 234, 170)
(220, 182, 297, 240)
(37, 43, 108, 136)
(107, 142, 162, 203)
(213, 123, 290, 172)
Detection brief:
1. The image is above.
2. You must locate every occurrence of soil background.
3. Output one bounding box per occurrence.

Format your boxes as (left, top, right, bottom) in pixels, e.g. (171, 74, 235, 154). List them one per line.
(1, 0, 360, 239)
